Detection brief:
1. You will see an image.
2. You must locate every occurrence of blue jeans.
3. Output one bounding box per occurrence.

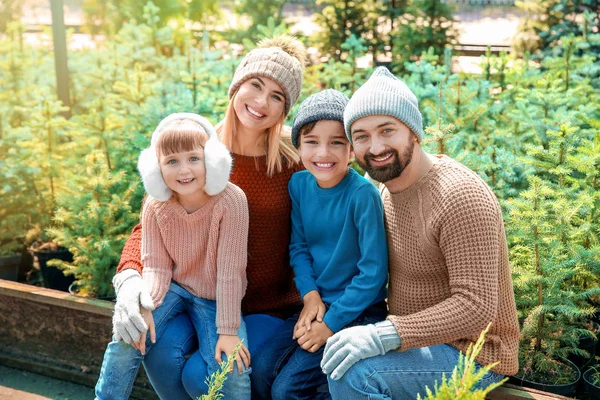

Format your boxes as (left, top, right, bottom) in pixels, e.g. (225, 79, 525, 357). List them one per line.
(251, 302, 387, 400)
(95, 282, 251, 400)
(327, 343, 505, 399)
(143, 310, 285, 398)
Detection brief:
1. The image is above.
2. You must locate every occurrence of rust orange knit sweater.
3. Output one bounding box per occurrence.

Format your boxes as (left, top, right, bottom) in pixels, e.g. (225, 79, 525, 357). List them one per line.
(117, 153, 302, 319)
(383, 155, 520, 375)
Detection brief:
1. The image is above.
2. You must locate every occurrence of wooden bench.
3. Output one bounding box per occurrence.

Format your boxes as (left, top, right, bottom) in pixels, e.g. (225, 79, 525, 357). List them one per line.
(0, 280, 158, 400)
(486, 383, 574, 399)
(0, 280, 577, 400)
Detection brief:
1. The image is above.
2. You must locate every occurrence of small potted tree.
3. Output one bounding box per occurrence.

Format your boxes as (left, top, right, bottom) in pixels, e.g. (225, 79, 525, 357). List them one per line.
(48, 151, 140, 299)
(508, 176, 583, 395)
(583, 365, 600, 398)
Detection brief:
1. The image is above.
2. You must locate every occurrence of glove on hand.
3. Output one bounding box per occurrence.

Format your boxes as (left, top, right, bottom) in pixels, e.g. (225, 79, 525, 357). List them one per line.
(321, 321, 400, 380)
(112, 269, 155, 344)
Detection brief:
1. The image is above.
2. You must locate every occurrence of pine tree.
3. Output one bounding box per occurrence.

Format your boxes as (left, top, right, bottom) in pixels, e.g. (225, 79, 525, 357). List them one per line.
(313, 0, 378, 62)
(48, 151, 138, 298)
(418, 324, 506, 400)
(509, 176, 588, 384)
(390, 0, 458, 73)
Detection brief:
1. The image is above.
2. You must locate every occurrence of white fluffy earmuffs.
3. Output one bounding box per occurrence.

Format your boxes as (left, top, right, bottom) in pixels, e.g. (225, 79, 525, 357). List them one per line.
(137, 113, 232, 201)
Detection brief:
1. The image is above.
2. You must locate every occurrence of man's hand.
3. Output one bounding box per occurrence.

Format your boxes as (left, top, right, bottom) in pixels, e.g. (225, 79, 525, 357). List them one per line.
(215, 335, 251, 374)
(132, 308, 156, 355)
(296, 320, 333, 353)
(321, 324, 387, 380)
(293, 290, 326, 339)
(112, 270, 155, 344)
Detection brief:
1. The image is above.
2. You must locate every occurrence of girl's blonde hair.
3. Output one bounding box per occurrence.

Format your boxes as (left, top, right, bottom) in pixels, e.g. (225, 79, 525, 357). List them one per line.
(155, 120, 210, 158)
(218, 93, 299, 177)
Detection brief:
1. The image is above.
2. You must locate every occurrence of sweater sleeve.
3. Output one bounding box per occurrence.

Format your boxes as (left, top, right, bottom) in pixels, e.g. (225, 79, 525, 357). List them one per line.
(216, 188, 250, 335)
(140, 201, 173, 307)
(116, 223, 143, 274)
(388, 184, 501, 351)
(288, 176, 318, 298)
(323, 185, 389, 333)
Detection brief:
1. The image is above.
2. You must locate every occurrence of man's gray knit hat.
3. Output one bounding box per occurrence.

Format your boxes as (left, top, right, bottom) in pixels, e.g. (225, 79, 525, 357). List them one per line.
(291, 89, 349, 149)
(344, 67, 423, 142)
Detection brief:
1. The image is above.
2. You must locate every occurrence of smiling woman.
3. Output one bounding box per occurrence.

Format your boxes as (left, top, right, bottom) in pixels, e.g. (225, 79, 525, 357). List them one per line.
(104, 35, 309, 400)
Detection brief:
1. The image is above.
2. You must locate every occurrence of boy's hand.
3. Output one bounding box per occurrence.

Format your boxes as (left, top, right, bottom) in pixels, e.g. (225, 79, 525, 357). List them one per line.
(296, 320, 333, 353)
(132, 307, 155, 355)
(215, 334, 251, 374)
(293, 290, 325, 339)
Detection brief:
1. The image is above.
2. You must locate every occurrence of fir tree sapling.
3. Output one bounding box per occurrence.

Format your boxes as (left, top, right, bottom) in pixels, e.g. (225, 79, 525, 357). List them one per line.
(417, 324, 507, 400)
(509, 176, 586, 385)
(48, 151, 138, 298)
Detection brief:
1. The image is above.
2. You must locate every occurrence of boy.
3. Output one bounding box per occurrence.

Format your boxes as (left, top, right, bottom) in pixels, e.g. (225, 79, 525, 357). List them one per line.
(250, 90, 389, 400)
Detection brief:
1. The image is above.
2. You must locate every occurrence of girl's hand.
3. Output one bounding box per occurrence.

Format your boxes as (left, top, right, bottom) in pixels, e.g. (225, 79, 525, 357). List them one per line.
(132, 307, 155, 355)
(293, 290, 325, 339)
(215, 334, 251, 374)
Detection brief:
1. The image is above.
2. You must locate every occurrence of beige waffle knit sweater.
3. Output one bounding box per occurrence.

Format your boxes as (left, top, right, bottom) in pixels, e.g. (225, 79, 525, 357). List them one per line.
(383, 155, 519, 375)
(141, 183, 249, 335)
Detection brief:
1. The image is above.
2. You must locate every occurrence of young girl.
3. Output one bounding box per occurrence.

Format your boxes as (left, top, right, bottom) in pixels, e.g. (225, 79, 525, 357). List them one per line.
(95, 113, 251, 400)
(111, 35, 307, 398)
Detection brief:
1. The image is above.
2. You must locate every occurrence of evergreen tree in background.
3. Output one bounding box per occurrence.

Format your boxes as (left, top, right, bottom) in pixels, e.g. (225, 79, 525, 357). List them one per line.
(390, 0, 458, 73)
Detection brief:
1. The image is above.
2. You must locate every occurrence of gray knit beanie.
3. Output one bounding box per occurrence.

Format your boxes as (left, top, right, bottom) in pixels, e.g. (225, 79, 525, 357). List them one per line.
(291, 89, 349, 149)
(229, 35, 306, 114)
(344, 67, 423, 142)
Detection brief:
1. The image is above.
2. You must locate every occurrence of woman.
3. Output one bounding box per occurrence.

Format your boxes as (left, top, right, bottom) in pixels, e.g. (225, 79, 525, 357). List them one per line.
(110, 35, 306, 398)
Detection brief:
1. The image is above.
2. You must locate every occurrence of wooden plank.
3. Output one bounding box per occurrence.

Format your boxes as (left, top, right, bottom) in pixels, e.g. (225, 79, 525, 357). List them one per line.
(0, 281, 156, 399)
(0, 280, 113, 316)
(486, 383, 574, 400)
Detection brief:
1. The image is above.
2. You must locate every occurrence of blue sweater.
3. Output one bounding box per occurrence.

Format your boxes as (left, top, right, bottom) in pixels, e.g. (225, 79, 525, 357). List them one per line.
(288, 168, 388, 333)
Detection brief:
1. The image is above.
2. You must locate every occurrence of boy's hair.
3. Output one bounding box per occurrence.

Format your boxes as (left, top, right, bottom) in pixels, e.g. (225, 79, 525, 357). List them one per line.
(296, 121, 317, 147)
(156, 120, 210, 158)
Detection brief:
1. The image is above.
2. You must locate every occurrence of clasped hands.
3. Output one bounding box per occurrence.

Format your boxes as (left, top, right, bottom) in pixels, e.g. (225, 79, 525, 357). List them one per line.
(292, 290, 333, 353)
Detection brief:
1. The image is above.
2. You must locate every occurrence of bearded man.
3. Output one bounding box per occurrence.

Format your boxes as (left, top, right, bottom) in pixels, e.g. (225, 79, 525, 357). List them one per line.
(320, 67, 520, 399)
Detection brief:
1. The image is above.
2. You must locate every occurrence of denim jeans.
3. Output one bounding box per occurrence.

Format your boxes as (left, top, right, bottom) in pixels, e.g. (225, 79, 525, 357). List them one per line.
(144, 310, 285, 399)
(94, 282, 250, 400)
(327, 343, 505, 400)
(251, 302, 387, 400)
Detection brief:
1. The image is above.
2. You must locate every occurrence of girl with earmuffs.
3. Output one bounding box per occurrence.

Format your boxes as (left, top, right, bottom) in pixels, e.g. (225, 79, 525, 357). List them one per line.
(95, 113, 251, 399)
(98, 35, 307, 399)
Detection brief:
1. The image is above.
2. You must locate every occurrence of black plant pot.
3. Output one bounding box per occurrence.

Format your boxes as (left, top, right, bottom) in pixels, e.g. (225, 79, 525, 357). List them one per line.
(583, 367, 600, 399)
(0, 253, 21, 281)
(510, 359, 581, 396)
(570, 321, 600, 370)
(33, 248, 74, 292)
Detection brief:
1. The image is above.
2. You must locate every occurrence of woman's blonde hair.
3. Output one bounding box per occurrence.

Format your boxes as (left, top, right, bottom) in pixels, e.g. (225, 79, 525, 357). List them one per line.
(155, 120, 210, 158)
(218, 93, 299, 176)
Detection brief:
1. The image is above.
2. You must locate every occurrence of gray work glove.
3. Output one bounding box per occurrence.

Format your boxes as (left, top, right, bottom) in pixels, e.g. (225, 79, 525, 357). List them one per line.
(112, 269, 155, 344)
(321, 321, 401, 380)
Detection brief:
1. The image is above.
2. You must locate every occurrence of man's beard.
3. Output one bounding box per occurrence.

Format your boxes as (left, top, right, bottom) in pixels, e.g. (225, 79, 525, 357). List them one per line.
(357, 140, 414, 183)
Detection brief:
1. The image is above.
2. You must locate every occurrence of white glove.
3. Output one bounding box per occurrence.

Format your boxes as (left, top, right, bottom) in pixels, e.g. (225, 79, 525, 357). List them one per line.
(112, 269, 155, 344)
(321, 321, 401, 380)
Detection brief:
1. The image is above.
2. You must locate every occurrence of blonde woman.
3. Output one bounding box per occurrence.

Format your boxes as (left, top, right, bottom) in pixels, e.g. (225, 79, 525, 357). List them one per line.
(108, 36, 306, 399)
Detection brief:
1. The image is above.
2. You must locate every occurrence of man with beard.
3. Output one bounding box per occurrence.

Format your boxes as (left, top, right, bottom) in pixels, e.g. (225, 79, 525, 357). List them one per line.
(320, 67, 520, 399)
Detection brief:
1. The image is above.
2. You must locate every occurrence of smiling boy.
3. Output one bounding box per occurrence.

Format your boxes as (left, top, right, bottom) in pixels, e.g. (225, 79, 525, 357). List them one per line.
(250, 89, 389, 400)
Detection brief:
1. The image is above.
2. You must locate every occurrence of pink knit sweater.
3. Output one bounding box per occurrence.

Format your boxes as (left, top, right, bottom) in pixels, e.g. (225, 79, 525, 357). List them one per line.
(141, 183, 249, 335)
(383, 155, 520, 375)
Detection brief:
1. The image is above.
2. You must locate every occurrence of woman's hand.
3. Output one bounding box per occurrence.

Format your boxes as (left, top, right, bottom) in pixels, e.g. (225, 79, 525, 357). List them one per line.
(132, 308, 156, 355)
(293, 290, 325, 339)
(215, 334, 251, 374)
(112, 270, 155, 344)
